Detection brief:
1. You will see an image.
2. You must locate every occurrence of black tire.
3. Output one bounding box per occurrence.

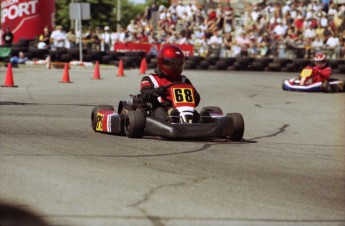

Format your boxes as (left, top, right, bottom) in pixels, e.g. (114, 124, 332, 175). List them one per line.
(267, 62, 282, 72)
(251, 62, 265, 71)
(125, 110, 146, 138)
(326, 84, 340, 93)
(91, 105, 114, 132)
(208, 65, 219, 70)
(200, 106, 223, 115)
(227, 113, 244, 141)
(60, 53, 73, 62)
(200, 106, 223, 123)
(338, 65, 345, 73)
(186, 56, 203, 63)
(102, 55, 115, 64)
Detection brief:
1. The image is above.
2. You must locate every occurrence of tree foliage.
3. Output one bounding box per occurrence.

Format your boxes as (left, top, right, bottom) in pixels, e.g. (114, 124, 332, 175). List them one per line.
(55, 0, 169, 31)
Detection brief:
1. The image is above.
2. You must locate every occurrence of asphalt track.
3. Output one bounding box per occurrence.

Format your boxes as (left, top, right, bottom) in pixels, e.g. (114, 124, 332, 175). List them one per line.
(0, 65, 344, 226)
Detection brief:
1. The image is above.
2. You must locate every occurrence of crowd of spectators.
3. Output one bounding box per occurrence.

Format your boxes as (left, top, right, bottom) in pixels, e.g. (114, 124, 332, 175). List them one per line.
(37, 0, 345, 60)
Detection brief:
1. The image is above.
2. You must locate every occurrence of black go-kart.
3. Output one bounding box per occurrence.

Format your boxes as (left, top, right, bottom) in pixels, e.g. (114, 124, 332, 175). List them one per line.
(91, 83, 244, 141)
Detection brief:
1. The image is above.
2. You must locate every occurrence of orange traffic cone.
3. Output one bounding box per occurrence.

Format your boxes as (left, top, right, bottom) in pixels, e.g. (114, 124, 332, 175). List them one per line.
(2, 63, 17, 88)
(117, 60, 124, 77)
(92, 61, 102, 80)
(139, 57, 147, 75)
(59, 63, 72, 83)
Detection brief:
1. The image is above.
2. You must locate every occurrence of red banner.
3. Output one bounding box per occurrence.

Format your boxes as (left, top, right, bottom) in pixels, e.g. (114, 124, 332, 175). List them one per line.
(1, 0, 55, 43)
(114, 42, 194, 57)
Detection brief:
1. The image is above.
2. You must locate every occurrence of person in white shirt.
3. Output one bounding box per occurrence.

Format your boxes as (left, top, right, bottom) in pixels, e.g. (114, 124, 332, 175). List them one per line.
(101, 26, 112, 51)
(311, 36, 324, 53)
(50, 25, 66, 49)
(303, 24, 316, 40)
(273, 18, 287, 38)
(207, 30, 222, 46)
(326, 33, 340, 58)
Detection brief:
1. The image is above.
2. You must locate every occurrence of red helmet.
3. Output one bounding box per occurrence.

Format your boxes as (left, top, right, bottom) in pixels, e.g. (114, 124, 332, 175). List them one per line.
(157, 45, 185, 80)
(314, 53, 326, 67)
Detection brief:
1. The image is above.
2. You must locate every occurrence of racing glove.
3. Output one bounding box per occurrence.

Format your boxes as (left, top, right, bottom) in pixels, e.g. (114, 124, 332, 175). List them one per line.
(154, 86, 167, 97)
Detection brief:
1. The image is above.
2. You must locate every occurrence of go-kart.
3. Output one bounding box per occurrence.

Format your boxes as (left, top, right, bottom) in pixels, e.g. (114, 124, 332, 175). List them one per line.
(282, 66, 345, 92)
(91, 83, 245, 141)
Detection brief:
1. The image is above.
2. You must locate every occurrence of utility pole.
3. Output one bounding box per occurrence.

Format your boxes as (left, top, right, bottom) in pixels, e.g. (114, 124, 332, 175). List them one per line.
(116, 0, 121, 31)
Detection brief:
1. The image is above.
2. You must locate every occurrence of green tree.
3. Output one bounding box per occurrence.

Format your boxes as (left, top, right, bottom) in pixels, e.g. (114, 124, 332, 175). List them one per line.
(55, 0, 169, 32)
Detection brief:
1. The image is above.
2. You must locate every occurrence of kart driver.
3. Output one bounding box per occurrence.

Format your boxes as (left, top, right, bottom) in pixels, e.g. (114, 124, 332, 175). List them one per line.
(311, 53, 332, 83)
(140, 45, 200, 120)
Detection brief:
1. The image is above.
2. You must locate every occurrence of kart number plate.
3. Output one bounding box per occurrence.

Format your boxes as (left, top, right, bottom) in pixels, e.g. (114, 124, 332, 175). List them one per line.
(300, 69, 312, 78)
(172, 88, 195, 104)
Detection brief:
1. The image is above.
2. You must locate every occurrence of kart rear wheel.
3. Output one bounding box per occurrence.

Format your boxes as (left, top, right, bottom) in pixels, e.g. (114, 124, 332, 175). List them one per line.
(91, 105, 114, 132)
(326, 84, 340, 93)
(125, 110, 146, 138)
(227, 113, 244, 141)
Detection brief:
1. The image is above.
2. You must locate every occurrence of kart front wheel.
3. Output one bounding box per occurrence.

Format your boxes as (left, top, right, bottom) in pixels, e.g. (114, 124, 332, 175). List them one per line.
(227, 113, 244, 141)
(200, 106, 223, 123)
(125, 110, 146, 138)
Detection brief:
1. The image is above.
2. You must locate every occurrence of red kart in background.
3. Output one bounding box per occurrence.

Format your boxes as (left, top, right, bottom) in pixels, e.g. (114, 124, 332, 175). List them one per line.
(282, 66, 345, 93)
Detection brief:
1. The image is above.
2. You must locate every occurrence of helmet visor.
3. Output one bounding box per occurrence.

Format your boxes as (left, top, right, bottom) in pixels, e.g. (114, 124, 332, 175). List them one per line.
(163, 58, 184, 71)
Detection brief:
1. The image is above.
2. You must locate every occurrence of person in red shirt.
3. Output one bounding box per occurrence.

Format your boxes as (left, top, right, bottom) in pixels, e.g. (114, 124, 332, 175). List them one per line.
(140, 45, 200, 120)
(312, 53, 332, 83)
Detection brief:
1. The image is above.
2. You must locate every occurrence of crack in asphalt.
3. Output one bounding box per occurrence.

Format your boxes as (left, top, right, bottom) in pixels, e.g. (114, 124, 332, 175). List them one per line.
(0, 101, 95, 107)
(248, 124, 289, 141)
(129, 182, 185, 226)
(129, 176, 208, 226)
(139, 208, 165, 226)
(0, 144, 223, 158)
(41, 214, 345, 222)
(129, 182, 186, 208)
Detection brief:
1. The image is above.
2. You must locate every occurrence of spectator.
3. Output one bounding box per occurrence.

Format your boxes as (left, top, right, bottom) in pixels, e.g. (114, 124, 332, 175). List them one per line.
(325, 31, 340, 58)
(38, 26, 51, 49)
(314, 23, 325, 40)
(221, 32, 233, 57)
(273, 18, 288, 39)
(259, 41, 269, 57)
(194, 35, 208, 57)
(303, 23, 316, 40)
(66, 28, 77, 48)
(304, 38, 313, 59)
(235, 32, 251, 57)
(101, 26, 112, 51)
(117, 27, 126, 43)
(127, 20, 138, 34)
(2, 26, 14, 47)
(91, 34, 101, 51)
(10, 51, 28, 66)
(223, 7, 233, 33)
(207, 30, 222, 56)
(294, 14, 305, 34)
(50, 25, 66, 49)
(311, 36, 325, 53)
(320, 11, 329, 28)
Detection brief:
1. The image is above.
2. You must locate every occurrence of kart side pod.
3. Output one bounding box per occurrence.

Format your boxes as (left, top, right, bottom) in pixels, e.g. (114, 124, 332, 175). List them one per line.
(91, 105, 123, 134)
